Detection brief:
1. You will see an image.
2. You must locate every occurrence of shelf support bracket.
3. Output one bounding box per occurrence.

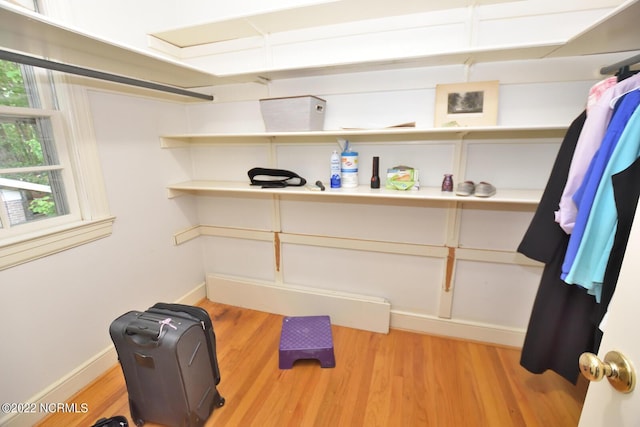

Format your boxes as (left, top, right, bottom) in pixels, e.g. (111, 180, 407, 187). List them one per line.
(274, 231, 281, 272)
(445, 246, 456, 292)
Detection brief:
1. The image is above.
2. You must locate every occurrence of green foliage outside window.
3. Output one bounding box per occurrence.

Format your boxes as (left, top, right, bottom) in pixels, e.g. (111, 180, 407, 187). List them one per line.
(1, 59, 57, 217)
(29, 195, 55, 216)
(0, 59, 28, 107)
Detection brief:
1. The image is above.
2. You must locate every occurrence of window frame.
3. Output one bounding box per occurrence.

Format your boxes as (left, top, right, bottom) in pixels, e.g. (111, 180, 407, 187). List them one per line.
(0, 106, 81, 233)
(0, 68, 114, 270)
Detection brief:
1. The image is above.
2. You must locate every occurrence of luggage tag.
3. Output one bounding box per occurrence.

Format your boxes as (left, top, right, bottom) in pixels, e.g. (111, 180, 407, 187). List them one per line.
(158, 317, 178, 336)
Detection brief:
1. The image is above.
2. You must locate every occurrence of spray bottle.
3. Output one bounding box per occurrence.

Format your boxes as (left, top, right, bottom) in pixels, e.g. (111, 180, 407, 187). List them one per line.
(330, 150, 341, 188)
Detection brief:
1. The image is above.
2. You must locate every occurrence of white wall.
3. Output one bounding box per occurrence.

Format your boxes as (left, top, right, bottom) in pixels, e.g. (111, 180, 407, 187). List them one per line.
(0, 87, 203, 424)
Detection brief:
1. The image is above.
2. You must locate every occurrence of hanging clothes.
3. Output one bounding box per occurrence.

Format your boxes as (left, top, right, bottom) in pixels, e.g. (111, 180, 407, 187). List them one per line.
(520, 69, 640, 383)
(555, 73, 640, 234)
(564, 101, 640, 301)
(518, 111, 599, 384)
(561, 91, 640, 292)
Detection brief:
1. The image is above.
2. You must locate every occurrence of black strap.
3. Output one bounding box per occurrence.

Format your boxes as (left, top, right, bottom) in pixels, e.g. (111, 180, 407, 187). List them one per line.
(248, 167, 307, 188)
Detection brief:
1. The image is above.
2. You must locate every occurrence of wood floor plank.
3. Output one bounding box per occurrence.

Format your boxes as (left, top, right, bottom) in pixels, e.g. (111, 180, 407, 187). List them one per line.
(35, 300, 587, 427)
(362, 330, 393, 427)
(334, 328, 373, 427)
(405, 333, 427, 426)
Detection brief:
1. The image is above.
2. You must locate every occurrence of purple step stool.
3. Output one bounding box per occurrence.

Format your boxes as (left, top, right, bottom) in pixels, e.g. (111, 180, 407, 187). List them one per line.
(279, 315, 336, 369)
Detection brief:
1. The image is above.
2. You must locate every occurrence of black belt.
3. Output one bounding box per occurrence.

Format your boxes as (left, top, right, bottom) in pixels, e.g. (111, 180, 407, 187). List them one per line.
(248, 167, 307, 188)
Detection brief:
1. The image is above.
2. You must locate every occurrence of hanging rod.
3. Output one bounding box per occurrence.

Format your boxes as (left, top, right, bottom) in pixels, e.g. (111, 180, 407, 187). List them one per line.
(0, 49, 214, 101)
(600, 52, 640, 75)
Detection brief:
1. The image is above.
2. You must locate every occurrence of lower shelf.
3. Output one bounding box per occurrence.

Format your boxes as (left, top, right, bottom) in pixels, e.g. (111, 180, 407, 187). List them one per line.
(167, 180, 543, 204)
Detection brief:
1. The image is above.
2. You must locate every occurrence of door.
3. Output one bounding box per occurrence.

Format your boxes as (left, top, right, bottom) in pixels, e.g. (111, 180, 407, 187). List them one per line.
(578, 205, 640, 426)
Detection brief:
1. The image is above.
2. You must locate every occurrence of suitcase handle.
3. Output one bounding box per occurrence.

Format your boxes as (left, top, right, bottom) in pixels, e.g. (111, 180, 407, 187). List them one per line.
(125, 323, 160, 344)
(125, 315, 178, 345)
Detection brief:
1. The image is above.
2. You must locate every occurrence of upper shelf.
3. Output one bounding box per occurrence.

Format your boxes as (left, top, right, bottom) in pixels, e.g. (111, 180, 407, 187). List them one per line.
(1, 0, 638, 92)
(217, 0, 640, 81)
(547, 0, 640, 58)
(160, 125, 569, 148)
(150, 0, 510, 48)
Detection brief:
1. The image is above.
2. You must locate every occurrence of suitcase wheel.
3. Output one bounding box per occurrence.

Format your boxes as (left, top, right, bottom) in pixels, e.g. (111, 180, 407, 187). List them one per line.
(216, 397, 226, 408)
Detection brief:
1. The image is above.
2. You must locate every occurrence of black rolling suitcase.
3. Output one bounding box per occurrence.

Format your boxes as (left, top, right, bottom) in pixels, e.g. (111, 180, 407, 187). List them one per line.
(110, 303, 224, 427)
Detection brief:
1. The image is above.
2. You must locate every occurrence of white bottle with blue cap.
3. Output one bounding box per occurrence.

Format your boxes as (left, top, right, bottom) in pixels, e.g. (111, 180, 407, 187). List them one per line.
(330, 150, 341, 188)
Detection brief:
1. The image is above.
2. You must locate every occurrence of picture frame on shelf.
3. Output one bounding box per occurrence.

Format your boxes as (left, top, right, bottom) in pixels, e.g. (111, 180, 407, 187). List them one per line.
(434, 80, 499, 128)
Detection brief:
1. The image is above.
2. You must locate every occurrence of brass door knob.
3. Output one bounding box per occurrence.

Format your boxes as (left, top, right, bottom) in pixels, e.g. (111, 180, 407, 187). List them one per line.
(579, 350, 636, 393)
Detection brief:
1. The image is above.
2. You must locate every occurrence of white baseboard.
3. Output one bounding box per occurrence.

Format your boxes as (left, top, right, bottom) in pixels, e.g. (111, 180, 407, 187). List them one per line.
(206, 274, 524, 348)
(176, 280, 208, 305)
(2, 282, 208, 427)
(390, 310, 525, 348)
(206, 275, 391, 334)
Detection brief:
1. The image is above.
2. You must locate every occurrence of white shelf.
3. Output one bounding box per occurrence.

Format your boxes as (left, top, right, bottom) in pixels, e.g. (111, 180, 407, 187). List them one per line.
(150, 0, 505, 48)
(547, 0, 640, 58)
(164, 125, 558, 204)
(160, 125, 568, 147)
(167, 180, 542, 204)
(221, 44, 565, 81)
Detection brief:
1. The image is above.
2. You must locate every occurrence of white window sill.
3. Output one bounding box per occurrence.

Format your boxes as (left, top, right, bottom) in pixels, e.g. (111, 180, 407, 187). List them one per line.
(0, 216, 115, 270)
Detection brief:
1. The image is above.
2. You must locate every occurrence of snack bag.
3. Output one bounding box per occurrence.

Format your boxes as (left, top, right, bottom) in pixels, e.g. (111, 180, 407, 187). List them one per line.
(386, 165, 418, 190)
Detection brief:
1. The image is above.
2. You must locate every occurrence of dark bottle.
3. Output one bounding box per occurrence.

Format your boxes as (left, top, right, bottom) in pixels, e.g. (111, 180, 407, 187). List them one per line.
(442, 174, 453, 192)
(371, 156, 380, 188)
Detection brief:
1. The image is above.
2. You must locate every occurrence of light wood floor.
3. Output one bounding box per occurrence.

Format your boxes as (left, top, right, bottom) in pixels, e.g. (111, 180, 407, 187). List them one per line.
(37, 299, 588, 427)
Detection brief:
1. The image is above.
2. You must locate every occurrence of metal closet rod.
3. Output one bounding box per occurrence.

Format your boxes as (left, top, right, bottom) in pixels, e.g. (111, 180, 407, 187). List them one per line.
(0, 49, 214, 101)
(600, 52, 640, 75)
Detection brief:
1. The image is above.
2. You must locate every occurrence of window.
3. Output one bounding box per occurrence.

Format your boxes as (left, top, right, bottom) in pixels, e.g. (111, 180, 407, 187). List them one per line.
(0, 58, 113, 269)
(1, 61, 75, 232)
(0, 114, 70, 228)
